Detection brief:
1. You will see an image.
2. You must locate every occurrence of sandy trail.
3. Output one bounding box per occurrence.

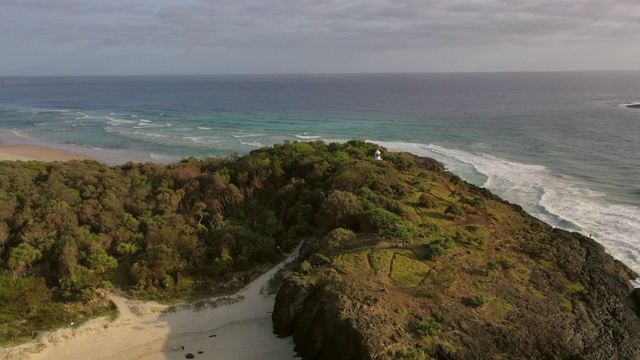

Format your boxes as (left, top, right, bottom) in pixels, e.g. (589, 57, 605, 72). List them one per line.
(1, 246, 300, 360)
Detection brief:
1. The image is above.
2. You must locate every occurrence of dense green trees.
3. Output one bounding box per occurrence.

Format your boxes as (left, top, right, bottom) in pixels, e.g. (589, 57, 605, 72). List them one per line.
(0, 140, 439, 343)
(325, 228, 356, 251)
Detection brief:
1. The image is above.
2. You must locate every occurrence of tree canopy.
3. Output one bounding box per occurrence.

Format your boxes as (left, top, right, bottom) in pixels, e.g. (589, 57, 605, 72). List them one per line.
(0, 140, 442, 344)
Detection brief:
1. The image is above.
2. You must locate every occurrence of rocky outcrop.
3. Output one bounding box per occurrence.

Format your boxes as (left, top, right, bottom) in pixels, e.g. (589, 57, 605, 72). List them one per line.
(274, 205, 640, 357)
(272, 154, 640, 359)
(273, 274, 372, 359)
(274, 229, 640, 359)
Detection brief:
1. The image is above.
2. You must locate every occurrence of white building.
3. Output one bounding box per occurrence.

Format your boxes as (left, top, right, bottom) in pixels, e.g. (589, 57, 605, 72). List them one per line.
(374, 149, 382, 161)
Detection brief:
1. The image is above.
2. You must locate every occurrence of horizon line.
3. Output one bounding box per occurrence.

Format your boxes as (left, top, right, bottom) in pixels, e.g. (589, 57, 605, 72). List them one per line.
(2, 69, 640, 78)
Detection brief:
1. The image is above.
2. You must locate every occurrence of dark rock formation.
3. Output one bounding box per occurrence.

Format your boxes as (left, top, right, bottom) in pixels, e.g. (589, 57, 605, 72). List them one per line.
(274, 229, 640, 359)
(273, 160, 640, 359)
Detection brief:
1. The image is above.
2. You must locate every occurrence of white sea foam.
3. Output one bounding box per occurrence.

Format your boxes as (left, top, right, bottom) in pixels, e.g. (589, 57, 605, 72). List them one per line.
(295, 134, 321, 140)
(373, 140, 640, 273)
(182, 136, 220, 145)
(105, 127, 169, 139)
(150, 153, 182, 163)
(618, 102, 640, 108)
(134, 123, 167, 128)
(9, 130, 41, 142)
(232, 133, 265, 138)
(239, 140, 262, 147)
(105, 117, 137, 125)
(197, 127, 213, 130)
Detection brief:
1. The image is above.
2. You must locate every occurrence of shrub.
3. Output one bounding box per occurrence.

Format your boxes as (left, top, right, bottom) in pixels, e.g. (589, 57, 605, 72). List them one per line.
(324, 228, 356, 251)
(416, 243, 447, 261)
(418, 193, 436, 208)
(415, 317, 442, 337)
(308, 253, 331, 266)
(471, 293, 489, 307)
(444, 203, 465, 218)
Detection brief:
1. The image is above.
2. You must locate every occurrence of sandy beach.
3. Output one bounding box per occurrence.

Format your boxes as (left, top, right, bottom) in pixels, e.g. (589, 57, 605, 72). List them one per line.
(0, 130, 161, 164)
(0, 247, 300, 360)
(0, 130, 93, 162)
(0, 144, 91, 162)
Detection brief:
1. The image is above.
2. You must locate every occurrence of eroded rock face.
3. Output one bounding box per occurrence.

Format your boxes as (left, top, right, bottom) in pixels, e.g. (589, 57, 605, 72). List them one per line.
(272, 276, 316, 336)
(273, 277, 371, 360)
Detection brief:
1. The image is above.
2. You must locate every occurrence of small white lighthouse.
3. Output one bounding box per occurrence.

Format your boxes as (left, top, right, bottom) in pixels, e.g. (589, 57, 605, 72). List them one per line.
(374, 148, 382, 161)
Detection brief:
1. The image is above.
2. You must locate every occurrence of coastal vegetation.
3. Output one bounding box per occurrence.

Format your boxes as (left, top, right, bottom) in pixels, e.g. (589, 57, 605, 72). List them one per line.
(1, 140, 639, 359)
(0, 140, 427, 344)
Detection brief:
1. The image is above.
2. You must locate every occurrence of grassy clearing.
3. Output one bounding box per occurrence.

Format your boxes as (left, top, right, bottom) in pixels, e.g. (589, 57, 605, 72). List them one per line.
(333, 251, 370, 276)
(389, 253, 430, 288)
(484, 298, 513, 322)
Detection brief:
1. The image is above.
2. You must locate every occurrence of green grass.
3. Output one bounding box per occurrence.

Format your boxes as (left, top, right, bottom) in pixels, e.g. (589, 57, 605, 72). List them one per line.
(566, 282, 585, 293)
(485, 298, 513, 322)
(561, 296, 573, 312)
(389, 253, 430, 288)
(333, 251, 370, 275)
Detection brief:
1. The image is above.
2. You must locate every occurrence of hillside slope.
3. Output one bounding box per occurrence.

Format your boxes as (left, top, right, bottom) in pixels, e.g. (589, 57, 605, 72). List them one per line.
(273, 152, 640, 359)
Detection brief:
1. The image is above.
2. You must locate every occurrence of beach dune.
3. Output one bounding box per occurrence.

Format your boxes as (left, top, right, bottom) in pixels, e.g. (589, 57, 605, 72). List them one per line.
(1, 248, 300, 360)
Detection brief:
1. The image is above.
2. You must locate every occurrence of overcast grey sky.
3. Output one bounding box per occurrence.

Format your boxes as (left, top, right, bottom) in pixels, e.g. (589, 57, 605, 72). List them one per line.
(1, 0, 639, 76)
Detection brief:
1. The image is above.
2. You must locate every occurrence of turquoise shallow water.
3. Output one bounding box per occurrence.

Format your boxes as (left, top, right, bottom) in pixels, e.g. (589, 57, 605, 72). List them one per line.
(1, 72, 639, 272)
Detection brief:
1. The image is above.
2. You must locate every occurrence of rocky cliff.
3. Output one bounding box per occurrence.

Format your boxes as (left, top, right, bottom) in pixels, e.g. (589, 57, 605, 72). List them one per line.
(273, 157, 640, 359)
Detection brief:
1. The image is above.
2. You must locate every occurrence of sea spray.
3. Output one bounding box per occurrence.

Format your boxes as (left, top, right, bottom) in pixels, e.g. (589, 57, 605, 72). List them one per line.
(376, 140, 640, 274)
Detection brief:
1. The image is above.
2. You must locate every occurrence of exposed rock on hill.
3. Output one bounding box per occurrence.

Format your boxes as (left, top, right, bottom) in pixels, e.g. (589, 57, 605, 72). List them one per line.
(273, 156, 640, 360)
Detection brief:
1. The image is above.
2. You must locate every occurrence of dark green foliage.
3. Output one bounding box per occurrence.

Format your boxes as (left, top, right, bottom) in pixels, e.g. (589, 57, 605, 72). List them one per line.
(319, 190, 362, 230)
(415, 317, 442, 337)
(359, 208, 421, 243)
(385, 153, 417, 173)
(359, 208, 403, 234)
(461, 196, 487, 212)
(418, 193, 436, 208)
(309, 253, 331, 266)
(471, 293, 489, 307)
(299, 261, 313, 275)
(0, 140, 445, 344)
(444, 203, 465, 218)
(416, 237, 455, 260)
(325, 228, 356, 251)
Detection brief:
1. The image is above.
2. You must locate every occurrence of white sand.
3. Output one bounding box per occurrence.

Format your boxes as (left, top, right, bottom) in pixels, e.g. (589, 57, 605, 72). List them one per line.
(1, 247, 300, 360)
(0, 144, 90, 162)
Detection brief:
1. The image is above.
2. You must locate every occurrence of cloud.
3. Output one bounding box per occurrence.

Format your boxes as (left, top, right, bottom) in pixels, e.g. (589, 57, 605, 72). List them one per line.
(2, 0, 640, 74)
(3, 0, 640, 51)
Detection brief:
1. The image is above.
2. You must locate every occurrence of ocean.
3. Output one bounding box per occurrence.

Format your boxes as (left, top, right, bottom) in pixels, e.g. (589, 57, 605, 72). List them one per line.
(1, 72, 639, 274)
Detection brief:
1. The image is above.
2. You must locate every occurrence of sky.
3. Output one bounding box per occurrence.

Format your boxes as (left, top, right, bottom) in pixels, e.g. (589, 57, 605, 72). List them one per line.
(1, 0, 640, 76)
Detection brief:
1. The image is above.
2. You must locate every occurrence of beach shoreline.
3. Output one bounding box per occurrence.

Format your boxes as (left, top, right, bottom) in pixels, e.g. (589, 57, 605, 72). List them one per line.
(0, 144, 91, 162)
(0, 130, 161, 164)
(0, 245, 301, 360)
(0, 129, 98, 162)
